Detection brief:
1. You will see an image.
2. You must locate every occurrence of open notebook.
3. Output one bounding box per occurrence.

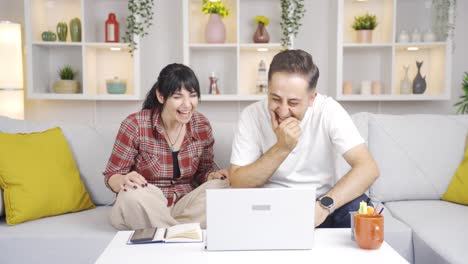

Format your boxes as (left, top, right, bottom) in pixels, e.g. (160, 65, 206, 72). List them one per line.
(127, 223, 203, 244)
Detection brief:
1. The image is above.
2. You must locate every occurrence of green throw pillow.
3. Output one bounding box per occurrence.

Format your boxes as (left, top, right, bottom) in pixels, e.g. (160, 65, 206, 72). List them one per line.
(0, 127, 95, 225)
(442, 136, 468, 205)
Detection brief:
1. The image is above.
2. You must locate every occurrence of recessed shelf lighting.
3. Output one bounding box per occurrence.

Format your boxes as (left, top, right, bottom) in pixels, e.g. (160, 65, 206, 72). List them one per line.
(407, 47, 419, 51)
(110, 47, 121, 51)
(257, 48, 269, 52)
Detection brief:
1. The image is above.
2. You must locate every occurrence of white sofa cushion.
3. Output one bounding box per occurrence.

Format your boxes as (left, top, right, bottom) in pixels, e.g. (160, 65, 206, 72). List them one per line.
(379, 204, 414, 263)
(0, 206, 114, 264)
(369, 115, 468, 202)
(385, 200, 468, 264)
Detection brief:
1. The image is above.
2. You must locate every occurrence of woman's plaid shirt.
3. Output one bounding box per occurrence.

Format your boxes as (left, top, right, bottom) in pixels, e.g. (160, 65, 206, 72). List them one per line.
(103, 108, 218, 206)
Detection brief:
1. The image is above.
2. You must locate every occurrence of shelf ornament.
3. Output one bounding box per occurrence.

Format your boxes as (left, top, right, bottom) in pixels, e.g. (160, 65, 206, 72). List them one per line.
(123, 0, 155, 56)
(53, 65, 80, 94)
(280, 0, 305, 49)
(351, 13, 378, 43)
(253, 15, 270, 43)
(201, 0, 230, 43)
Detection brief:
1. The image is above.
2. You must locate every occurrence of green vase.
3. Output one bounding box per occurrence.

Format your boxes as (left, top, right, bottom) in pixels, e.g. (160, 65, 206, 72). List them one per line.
(56, 22, 68, 41)
(41, 31, 57, 41)
(69, 18, 82, 42)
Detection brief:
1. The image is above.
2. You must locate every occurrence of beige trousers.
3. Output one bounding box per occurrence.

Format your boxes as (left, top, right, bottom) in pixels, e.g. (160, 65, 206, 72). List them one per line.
(110, 179, 229, 230)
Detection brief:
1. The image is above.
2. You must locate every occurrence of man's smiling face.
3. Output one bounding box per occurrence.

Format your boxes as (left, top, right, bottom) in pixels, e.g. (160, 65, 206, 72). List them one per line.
(268, 72, 316, 124)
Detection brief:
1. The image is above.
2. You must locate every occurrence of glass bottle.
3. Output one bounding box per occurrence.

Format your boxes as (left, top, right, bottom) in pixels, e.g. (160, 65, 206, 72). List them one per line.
(208, 72, 220, 95)
(256, 60, 268, 94)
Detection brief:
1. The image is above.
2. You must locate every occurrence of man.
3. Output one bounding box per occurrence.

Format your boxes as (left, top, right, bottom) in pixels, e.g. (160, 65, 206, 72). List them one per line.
(229, 49, 379, 228)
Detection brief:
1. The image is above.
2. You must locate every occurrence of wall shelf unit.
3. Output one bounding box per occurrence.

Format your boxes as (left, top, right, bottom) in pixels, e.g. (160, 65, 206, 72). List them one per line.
(183, 0, 286, 101)
(331, 0, 452, 101)
(24, 0, 141, 100)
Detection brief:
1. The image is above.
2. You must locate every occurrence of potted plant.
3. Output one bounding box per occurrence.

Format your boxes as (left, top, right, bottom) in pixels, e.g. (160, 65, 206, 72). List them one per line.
(201, 0, 230, 43)
(253, 15, 270, 43)
(454, 72, 468, 114)
(352, 13, 378, 43)
(280, 0, 306, 48)
(53, 65, 80, 94)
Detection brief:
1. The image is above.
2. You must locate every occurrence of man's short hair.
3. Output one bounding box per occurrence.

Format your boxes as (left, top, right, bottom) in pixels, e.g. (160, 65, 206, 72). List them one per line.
(268, 49, 320, 90)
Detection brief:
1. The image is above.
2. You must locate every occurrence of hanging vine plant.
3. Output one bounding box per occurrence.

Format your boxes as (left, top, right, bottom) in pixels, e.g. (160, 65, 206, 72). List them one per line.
(431, 0, 457, 46)
(123, 0, 155, 56)
(280, 0, 306, 48)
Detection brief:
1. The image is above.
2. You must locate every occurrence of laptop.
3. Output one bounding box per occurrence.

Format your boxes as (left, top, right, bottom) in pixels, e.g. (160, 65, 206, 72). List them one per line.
(206, 188, 316, 251)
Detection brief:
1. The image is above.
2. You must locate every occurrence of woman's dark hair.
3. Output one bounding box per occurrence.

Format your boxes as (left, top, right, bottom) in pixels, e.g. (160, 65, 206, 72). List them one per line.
(142, 63, 201, 111)
(268, 49, 320, 91)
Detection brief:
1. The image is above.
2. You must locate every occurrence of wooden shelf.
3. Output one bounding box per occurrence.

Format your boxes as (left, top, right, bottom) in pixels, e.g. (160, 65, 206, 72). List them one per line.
(331, 0, 452, 101)
(337, 94, 450, 101)
(343, 43, 393, 48)
(28, 93, 143, 101)
(183, 0, 285, 101)
(189, 44, 237, 49)
(200, 94, 266, 101)
(239, 43, 284, 51)
(32, 41, 83, 47)
(25, 0, 142, 100)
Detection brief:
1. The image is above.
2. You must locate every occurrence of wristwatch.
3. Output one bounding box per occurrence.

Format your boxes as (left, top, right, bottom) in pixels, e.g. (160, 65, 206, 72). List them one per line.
(318, 196, 335, 215)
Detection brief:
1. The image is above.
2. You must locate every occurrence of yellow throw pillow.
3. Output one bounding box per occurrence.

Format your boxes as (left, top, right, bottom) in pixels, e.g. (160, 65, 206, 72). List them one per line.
(442, 136, 468, 205)
(0, 127, 95, 225)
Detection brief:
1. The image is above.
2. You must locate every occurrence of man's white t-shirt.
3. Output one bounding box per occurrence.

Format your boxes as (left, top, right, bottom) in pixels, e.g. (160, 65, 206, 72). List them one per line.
(230, 93, 364, 197)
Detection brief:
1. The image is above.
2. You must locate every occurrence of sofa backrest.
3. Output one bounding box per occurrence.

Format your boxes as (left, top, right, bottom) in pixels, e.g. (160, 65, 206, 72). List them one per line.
(2, 113, 466, 210)
(368, 114, 468, 203)
(0, 116, 237, 209)
(211, 121, 237, 169)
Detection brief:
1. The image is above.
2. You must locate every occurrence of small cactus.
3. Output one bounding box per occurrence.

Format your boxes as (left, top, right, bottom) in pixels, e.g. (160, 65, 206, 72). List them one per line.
(57, 22, 68, 41)
(58, 65, 76, 80)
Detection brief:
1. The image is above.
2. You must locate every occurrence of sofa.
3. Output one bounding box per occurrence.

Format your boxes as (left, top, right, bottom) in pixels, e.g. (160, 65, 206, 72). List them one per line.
(0, 113, 467, 264)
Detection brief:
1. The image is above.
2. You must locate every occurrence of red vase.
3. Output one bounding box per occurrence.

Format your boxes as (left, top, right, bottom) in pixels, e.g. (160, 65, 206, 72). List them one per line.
(253, 22, 270, 43)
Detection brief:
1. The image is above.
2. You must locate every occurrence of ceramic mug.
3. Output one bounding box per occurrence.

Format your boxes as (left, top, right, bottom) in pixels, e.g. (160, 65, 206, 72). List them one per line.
(354, 214, 384, 250)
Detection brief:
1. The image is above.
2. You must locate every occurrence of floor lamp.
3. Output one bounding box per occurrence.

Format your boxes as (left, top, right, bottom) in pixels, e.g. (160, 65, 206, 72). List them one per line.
(0, 21, 24, 120)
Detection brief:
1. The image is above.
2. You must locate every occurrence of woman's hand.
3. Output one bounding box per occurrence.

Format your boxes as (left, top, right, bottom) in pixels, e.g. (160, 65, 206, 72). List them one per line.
(120, 171, 148, 192)
(207, 169, 229, 181)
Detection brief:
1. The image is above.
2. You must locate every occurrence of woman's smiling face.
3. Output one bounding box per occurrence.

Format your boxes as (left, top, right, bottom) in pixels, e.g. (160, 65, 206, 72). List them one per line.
(158, 86, 199, 124)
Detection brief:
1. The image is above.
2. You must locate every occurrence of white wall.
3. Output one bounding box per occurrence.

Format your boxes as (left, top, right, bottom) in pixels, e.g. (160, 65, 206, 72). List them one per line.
(1, 0, 467, 127)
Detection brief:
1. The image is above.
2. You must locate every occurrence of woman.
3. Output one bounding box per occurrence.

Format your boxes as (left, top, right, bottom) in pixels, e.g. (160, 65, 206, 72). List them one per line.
(103, 63, 229, 230)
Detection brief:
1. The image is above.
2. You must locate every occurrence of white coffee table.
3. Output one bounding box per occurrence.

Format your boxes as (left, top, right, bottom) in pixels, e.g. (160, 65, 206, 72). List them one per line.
(95, 228, 408, 264)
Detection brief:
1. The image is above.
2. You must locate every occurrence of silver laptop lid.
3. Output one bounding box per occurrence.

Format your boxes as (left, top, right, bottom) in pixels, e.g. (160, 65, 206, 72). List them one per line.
(206, 188, 316, 251)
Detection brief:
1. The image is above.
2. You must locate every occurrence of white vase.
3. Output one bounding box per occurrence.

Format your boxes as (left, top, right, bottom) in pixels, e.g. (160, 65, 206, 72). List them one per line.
(398, 30, 409, 43)
(361, 80, 371, 95)
(423, 30, 436, 42)
(205, 14, 226, 43)
(411, 29, 422, 42)
(400, 65, 412, 94)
